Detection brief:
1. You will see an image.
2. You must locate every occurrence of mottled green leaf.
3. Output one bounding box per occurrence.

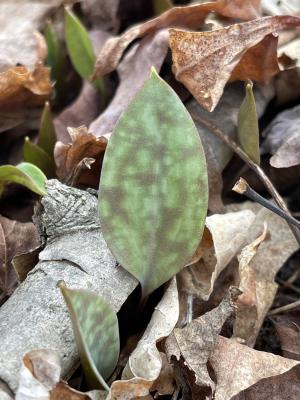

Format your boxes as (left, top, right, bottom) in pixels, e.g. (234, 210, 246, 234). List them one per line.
(238, 81, 260, 165)
(60, 283, 120, 390)
(153, 0, 173, 15)
(37, 102, 56, 158)
(23, 137, 56, 178)
(99, 68, 208, 298)
(0, 162, 47, 196)
(44, 21, 65, 95)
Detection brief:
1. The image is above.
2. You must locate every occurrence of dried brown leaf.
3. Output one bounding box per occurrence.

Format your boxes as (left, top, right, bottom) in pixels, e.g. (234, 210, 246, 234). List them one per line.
(209, 336, 300, 400)
(90, 30, 169, 137)
(272, 313, 300, 361)
(165, 288, 240, 400)
(54, 126, 108, 186)
(0, 216, 40, 299)
(93, 0, 261, 79)
(169, 16, 300, 111)
(0, 65, 51, 111)
(108, 279, 178, 399)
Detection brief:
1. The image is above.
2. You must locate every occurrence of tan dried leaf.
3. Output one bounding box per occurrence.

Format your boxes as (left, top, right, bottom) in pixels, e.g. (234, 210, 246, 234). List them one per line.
(210, 336, 300, 400)
(169, 16, 300, 111)
(93, 0, 261, 79)
(108, 279, 179, 400)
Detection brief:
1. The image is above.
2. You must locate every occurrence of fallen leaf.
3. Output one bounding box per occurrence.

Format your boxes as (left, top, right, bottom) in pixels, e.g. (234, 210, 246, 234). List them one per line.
(93, 0, 261, 79)
(228, 201, 299, 345)
(181, 209, 255, 301)
(262, 104, 300, 168)
(108, 278, 178, 399)
(272, 313, 300, 361)
(0, 0, 66, 71)
(238, 81, 260, 165)
(233, 224, 269, 345)
(0, 215, 40, 298)
(209, 336, 300, 400)
(99, 69, 208, 297)
(165, 287, 240, 399)
(0, 65, 51, 111)
(169, 16, 300, 111)
(54, 126, 108, 186)
(16, 349, 105, 400)
(89, 29, 169, 137)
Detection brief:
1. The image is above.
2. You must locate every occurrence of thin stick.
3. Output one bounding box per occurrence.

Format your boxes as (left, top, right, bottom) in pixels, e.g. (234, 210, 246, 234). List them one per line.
(268, 299, 300, 316)
(233, 178, 300, 229)
(191, 113, 300, 245)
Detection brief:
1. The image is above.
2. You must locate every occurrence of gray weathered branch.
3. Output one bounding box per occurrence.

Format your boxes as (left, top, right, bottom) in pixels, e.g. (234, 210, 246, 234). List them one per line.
(0, 180, 138, 395)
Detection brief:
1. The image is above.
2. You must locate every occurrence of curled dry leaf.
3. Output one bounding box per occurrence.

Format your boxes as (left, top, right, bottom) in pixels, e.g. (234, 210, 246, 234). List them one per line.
(209, 336, 300, 400)
(165, 287, 240, 400)
(262, 104, 300, 168)
(181, 209, 255, 301)
(228, 201, 299, 345)
(90, 29, 169, 137)
(16, 349, 104, 400)
(169, 16, 300, 111)
(233, 224, 269, 345)
(54, 126, 108, 186)
(108, 279, 178, 400)
(0, 65, 51, 111)
(0, 215, 40, 300)
(93, 0, 261, 79)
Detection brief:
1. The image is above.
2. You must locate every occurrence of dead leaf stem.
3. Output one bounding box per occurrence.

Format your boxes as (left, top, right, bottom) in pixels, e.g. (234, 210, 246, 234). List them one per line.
(190, 112, 300, 245)
(268, 299, 300, 316)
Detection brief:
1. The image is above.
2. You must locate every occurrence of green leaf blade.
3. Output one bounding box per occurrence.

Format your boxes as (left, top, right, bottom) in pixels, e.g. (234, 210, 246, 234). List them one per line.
(23, 137, 56, 178)
(99, 68, 208, 297)
(44, 22, 65, 92)
(0, 163, 47, 196)
(37, 102, 56, 158)
(64, 8, 95, 81)
(238, 81, 260, 165)
(60, 284, 120, 390)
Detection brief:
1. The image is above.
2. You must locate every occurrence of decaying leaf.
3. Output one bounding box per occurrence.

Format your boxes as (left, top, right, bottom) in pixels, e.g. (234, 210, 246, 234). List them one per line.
(93, 0, 261, 79)
(0, 216, 40, 298)
(181, 209, 255, 301)
(90, 29, 169, 137)
(16, 349, 104, 400)
(165, 287, 240, 399)
(0, 65, 51, 110)
(99, 69, 208, 297)
(0, 0, 65, 71)
(108, 278, 178, 399)
(233, 224, 269, 345)
(228, 202, 299, 345)
(262, 104, 300, 168)
(238, 81, 260, 165)
(81, 0, 121, 32)
(54, 126, 108, 186)
(60, 284, 120, 390)
(262, 0, 300, 15)
(272, 313, 300, 361)
(169, 16, 300, 111)
(209, 336, 300, 400)
(0, 162, 47, 197)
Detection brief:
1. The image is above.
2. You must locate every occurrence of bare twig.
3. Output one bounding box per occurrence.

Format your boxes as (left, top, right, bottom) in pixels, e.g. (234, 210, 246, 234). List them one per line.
(191, 113, 300, 245)
(233, 178, 300, 229)
(268, 299, 300, 316)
